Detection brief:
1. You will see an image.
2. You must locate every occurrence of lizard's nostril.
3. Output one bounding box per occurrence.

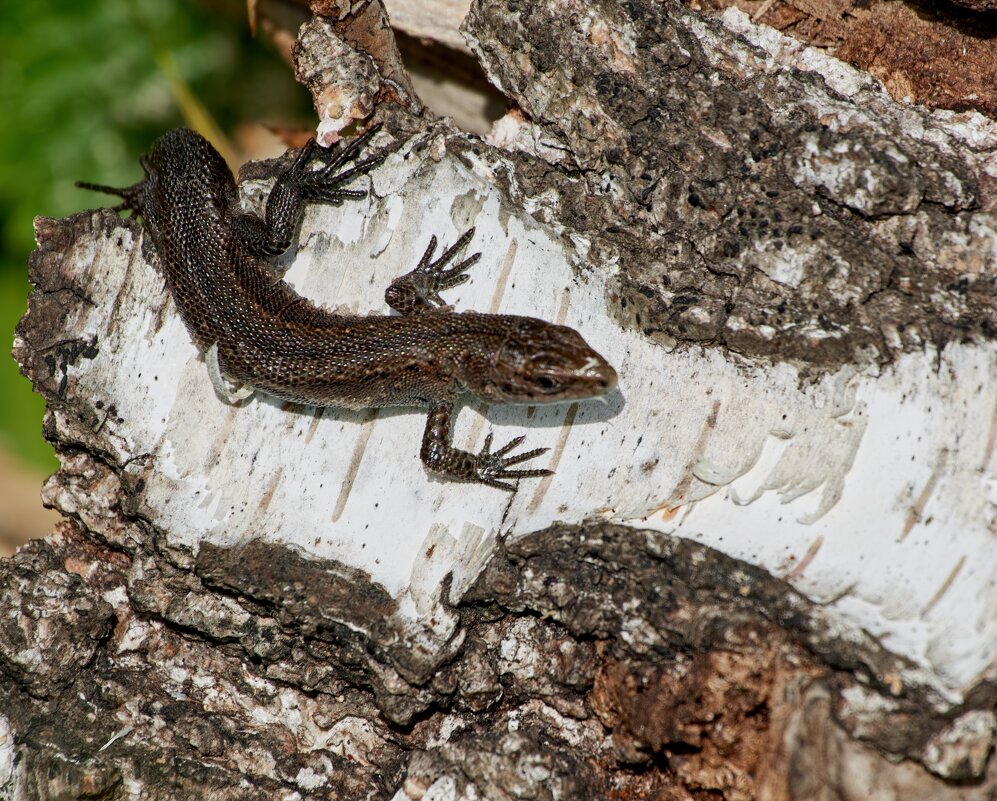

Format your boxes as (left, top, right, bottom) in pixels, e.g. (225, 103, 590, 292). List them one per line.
(588, 363, 617, 392)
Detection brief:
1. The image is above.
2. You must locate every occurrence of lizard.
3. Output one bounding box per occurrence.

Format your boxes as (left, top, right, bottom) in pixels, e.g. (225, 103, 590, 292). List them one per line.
(78, 124, 617, 490)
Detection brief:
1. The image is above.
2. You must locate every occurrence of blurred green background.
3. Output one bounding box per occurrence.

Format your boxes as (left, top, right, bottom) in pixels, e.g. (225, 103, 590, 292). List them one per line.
(0, 0, 311, 472)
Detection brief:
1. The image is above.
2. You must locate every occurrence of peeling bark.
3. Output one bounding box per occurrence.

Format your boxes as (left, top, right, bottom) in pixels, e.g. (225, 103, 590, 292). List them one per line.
(5, 1, 996, 799)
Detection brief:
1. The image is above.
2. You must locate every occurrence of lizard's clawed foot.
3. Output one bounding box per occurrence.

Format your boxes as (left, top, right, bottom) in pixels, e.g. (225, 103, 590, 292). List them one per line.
(475, 432, 552, 491)
(75, 179, 145, 215)
(288, 124, 388, 203)
(386, 228, 481, 314)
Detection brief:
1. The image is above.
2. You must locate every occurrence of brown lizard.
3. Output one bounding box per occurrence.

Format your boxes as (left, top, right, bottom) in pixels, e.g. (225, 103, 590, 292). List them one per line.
(78, 125, 617, 489)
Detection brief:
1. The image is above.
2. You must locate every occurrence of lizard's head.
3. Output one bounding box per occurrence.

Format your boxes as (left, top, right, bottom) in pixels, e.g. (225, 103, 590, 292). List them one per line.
(467, 316, 617, 404)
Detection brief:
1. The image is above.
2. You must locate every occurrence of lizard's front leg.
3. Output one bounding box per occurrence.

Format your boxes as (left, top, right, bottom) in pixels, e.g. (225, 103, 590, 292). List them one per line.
(421, 400, 552, 491)
(386, 228, 480, 315)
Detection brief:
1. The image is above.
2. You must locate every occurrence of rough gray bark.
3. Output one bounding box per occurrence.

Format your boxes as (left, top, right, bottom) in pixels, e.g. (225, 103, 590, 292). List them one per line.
(4, 1, 996, 799)
(463, 0, 997, 372)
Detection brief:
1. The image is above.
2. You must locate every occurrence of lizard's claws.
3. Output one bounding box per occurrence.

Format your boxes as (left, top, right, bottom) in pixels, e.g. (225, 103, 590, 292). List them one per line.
(287, 124, 388, 203)
(475, 432, 552, 491)
(388, 228, 481, 313)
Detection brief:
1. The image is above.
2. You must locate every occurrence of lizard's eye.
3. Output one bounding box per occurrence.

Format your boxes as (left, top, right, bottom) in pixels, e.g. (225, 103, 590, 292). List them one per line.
(533, 375, 559, 392)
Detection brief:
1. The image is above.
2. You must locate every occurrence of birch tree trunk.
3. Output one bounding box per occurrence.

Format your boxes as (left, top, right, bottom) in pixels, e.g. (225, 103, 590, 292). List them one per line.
(4, 1, 996, 799)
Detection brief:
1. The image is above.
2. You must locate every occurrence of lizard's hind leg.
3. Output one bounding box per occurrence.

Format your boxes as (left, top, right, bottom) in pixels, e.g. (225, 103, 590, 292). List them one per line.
(289, 123, 389, 204)
(76, 180, 145, 215)
(240, 125, 390, 259)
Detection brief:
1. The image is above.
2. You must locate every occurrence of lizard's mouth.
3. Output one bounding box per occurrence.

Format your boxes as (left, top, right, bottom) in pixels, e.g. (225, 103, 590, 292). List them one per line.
(575, 357, 618, 394)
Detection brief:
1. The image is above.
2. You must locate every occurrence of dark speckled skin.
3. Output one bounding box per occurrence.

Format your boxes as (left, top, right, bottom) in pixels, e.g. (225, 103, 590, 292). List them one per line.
(79, 127, 617, 489)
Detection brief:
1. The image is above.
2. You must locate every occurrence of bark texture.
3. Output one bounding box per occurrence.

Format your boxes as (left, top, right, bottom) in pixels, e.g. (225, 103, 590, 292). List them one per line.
(463, 0, 997, 372)
(3, 517, 995, 799)
(688, 0, 997, 117)
(4, 1, 996, 799)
